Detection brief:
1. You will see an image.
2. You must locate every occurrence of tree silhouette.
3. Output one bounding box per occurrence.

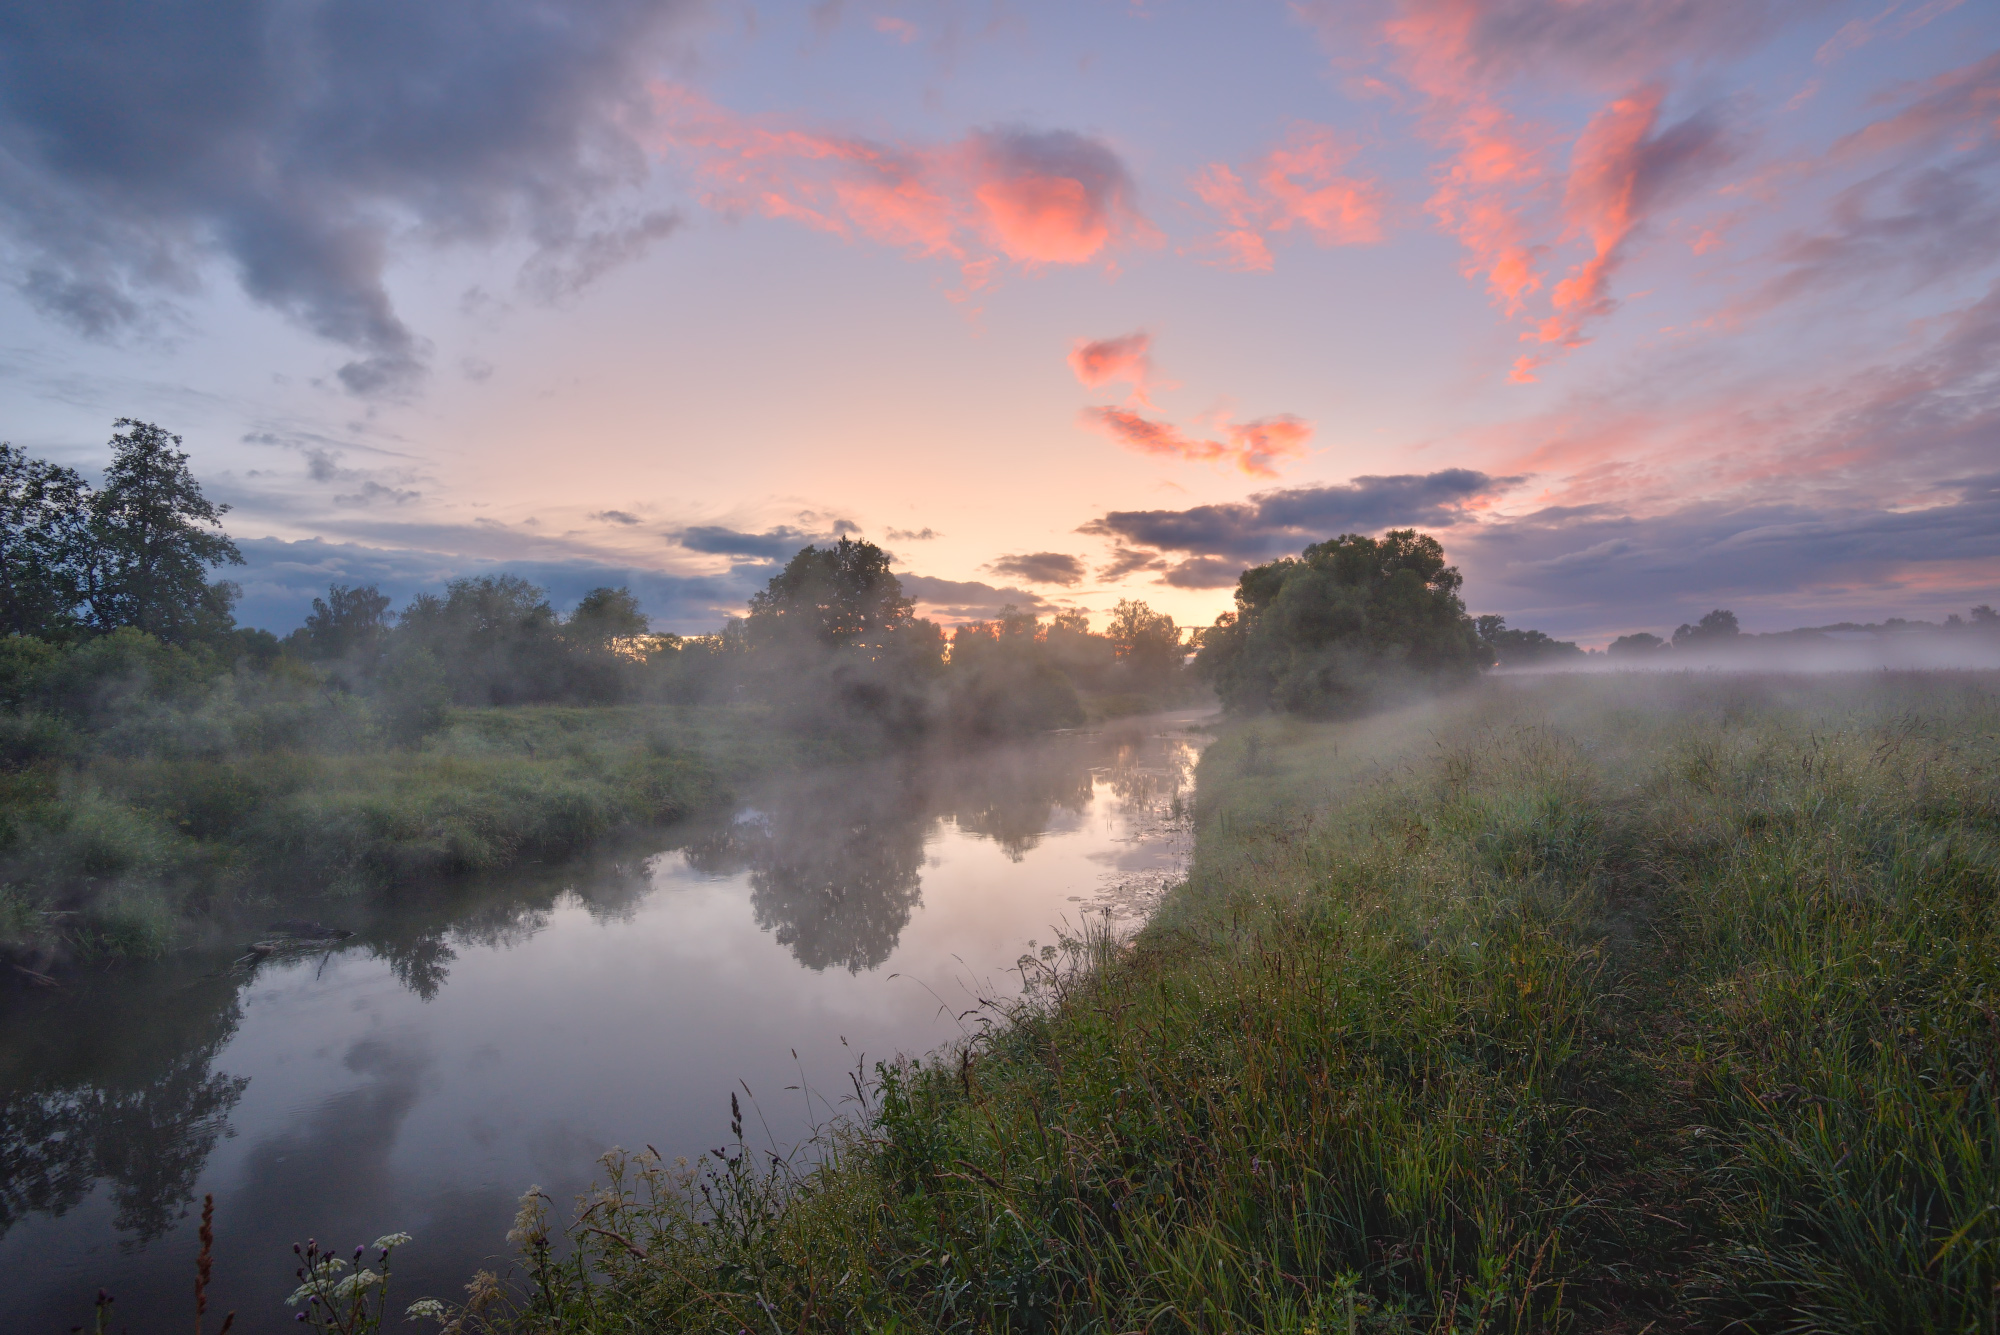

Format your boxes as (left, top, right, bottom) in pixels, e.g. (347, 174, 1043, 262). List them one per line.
(82, 420, 243, 642)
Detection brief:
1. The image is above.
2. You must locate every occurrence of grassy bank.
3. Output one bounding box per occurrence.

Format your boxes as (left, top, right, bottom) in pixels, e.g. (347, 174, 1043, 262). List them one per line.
(1, 703, 838, 969)
(464, 670, 1999, 1333)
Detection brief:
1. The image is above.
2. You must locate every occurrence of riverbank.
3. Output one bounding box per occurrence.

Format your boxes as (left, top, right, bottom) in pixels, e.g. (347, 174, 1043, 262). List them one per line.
(1, 703, 846, 972)
(479, 670, 1999, 1333)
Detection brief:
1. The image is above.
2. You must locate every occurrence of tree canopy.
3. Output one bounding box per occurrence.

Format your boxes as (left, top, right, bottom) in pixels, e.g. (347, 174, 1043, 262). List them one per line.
(0, 442, 92, 638)
(1196, 529, 1484, 714)
(1674, 608, 1741, 646)
(1, 422, 242, 644)
(83, 419, 243, 641)
(746, 538, 920, 654)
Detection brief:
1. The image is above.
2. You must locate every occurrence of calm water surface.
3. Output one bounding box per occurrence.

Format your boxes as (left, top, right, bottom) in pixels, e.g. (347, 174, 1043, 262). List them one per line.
(0, 714, 1209, 1331)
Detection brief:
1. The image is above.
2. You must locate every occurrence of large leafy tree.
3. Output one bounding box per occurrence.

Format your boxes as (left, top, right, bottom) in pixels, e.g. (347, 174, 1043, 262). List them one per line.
(743, 539, 943, 736)
(1196, 528, 1484, 714)
(0, 442, 93, 637)
(83, 420, 243, 642)
(746, 538, 920, 655)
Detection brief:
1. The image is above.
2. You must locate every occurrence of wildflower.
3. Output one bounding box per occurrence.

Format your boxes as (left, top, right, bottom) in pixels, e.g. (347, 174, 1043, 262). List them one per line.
(287, 1257, 350, 1305)
(332, 1269, 385, 1299)
(507, 1186, 548, 1248)
(405, 1297, 448, 1321)
(374, 1232, 414, 1250)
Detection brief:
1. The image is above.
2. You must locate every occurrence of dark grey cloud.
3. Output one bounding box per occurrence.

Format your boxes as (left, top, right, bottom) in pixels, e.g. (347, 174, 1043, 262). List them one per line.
(594, 510, 642, 525)
(0, 0, 695, 394)
(1096, 546, 1167, 581)
(1161, 556, 1244, 589)
(1454, 474, 2000, 633)
(886, 526, 940, 541)
(986, 551, 1085, 586)
(232, 535, 764, 635)
(895, 574, 1054, 620)
(1079, 469, 1511, 563)
(674, 525, 826, 561)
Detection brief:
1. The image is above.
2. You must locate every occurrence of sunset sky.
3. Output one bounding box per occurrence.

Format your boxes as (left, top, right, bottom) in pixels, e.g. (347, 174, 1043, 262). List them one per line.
(1, 0, 1995, 642)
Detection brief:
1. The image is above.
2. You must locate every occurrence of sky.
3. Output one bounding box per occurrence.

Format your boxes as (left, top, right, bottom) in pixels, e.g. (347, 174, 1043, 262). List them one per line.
(0, 0, 1996, 643)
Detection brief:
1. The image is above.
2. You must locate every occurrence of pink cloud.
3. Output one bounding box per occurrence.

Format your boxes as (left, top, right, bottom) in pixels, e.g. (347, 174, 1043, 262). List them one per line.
(648, 86, 1155, 293)
(872, 14, 919, 44)
(1519, 87, 1734, 371)
(1068, 331, 1157, 406)
(1081, 406, 1312, 477)
(1190, 124, 1386, 270)
(1376, 1, 1556, 318)
(1354, 1, 1740, 378)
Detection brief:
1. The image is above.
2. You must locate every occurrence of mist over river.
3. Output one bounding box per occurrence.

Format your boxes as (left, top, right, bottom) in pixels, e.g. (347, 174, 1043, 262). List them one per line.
(0, 713, 1210, 1331)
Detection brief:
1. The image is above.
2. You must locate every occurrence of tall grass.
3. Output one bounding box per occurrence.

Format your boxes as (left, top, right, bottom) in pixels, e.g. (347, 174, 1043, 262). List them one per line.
(461, 671, 1999, 1333)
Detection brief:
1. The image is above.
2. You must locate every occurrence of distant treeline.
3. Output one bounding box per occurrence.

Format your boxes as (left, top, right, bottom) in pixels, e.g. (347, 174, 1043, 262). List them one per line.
(0, 421, 1197, 748)
(1473, 605, 2000, 668)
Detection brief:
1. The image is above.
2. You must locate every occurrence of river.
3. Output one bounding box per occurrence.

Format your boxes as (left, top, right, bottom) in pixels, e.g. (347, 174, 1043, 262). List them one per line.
(0, 712, 1210, 1331)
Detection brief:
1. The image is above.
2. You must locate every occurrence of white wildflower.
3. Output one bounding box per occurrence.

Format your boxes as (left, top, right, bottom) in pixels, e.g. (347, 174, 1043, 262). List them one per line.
(507, 1186, 548, 1247)
(374, 1232, 414, 1250)
(405, 1298, 448, 1321)
(286, 1257, 349, 1304)
(332, 1268, 385, 1299)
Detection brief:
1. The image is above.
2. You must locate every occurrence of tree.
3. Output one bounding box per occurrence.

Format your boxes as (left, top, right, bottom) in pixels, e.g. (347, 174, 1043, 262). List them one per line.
(396, 575, 566, 704)
(742, 540, 943, 737)
(1044, 607, 1115, 690)
(1048, 609, 1090, 637)
(1672, 609, 1740, 648)
(0, 442, 93, 638)
(746, 538, 919, 655)
(944, 606, 1083, 734)
(566, 586, 649, 648)
(1107, 599, 1184, 694)
(1607, 631, 1666, 658)
(83, 420, 242, 643)
(1475, 614, 1585, 667)
(301, 583, 393, 667)
(1197, 529, 1484, 715)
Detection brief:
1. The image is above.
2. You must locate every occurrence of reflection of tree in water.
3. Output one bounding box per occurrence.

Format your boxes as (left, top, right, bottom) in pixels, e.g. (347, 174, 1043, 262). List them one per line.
(932, 739, 1095, 862)
(0, 970, 247, 1243)
(1098, 736, 1201, 816)
(683, 772, 927, 973)
(363, 855, 656, 999)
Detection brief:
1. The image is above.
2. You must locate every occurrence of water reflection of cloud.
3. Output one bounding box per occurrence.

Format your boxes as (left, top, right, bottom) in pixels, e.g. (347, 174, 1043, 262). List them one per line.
(222, 1029, 435, 1258)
